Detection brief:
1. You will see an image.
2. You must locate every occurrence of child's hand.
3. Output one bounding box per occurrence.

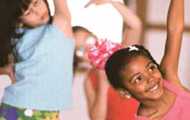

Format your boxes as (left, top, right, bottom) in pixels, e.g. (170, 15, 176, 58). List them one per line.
(84, 0, 112, 8)
(0, 64, 15, 83)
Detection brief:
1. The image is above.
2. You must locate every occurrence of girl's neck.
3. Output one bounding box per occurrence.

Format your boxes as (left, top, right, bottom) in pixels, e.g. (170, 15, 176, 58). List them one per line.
(138, 87, 176, 118)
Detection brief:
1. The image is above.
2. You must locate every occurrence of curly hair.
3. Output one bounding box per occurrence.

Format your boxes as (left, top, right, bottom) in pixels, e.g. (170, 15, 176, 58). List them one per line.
(105, 45, 162, 90)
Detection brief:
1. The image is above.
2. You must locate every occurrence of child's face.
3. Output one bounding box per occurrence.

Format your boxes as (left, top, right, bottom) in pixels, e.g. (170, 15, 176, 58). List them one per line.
(120, 55, 164, 101)
(20, 0, 49, 27)
(74, 30, 96, 61)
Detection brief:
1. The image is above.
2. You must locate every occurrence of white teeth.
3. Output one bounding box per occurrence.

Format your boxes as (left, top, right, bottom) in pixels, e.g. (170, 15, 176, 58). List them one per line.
(150, 85, 158, 92)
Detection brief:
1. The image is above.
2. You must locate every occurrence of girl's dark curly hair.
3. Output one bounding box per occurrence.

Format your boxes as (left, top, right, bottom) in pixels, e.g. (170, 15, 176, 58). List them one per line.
(105, 45, 162, 90)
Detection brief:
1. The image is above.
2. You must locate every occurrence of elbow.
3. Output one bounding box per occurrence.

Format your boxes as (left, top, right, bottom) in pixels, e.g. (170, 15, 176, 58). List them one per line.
(130, 19, 143, 32)
(168, 22, 184, 33)
(136, 19, 143, 30)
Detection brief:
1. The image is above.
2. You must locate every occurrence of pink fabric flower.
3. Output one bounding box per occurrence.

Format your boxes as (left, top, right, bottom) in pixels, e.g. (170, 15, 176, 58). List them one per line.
(87, 39, 122, 69)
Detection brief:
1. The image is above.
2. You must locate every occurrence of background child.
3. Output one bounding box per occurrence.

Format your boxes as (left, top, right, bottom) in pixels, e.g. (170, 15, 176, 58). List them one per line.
(73, 0, 142, 120)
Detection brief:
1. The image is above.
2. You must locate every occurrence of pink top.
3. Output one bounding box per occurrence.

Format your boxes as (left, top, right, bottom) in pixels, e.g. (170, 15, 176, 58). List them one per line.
(136, 80, 190, 120)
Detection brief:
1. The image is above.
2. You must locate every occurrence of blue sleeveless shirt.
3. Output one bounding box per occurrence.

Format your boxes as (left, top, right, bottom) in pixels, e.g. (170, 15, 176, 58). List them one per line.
(2, 24, 75, 111)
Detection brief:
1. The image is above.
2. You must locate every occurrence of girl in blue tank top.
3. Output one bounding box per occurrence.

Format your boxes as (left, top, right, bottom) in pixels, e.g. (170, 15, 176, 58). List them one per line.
(0, 0, 75, 119)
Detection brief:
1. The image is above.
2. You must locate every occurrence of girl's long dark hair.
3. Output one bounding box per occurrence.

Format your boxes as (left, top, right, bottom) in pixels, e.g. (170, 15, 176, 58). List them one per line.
(0, 0, 31, 67)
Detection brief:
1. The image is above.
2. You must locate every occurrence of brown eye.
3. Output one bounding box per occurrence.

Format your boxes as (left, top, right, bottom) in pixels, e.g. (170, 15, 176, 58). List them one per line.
(135, 76, 143, 83)
(148, 63, 158, 72)
(131, 75, 143, 84)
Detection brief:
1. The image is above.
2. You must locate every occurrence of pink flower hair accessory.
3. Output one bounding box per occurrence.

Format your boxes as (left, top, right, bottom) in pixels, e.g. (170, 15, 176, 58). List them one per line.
(87, 39, 122, 69)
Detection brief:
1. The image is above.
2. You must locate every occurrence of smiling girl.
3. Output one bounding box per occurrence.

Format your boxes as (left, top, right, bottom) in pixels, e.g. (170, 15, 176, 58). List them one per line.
(105, 0, 190, 119)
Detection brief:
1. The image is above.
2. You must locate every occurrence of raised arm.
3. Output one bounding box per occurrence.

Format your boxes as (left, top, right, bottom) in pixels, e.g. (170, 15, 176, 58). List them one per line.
(53, 0, 73, 38)
(110, 1, 142, 46)
(85, 0, 142, 46)
(84, 69, 109, 120)
(160, 0, 184, 86)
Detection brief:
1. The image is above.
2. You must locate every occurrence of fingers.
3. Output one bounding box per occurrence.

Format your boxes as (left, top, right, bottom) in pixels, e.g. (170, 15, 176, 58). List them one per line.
(84, 0, 94, 8)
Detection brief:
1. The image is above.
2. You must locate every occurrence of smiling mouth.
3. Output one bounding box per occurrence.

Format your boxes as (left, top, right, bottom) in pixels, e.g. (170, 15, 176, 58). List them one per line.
(149, 84, 159, 92)
(147, 80, 162, 93)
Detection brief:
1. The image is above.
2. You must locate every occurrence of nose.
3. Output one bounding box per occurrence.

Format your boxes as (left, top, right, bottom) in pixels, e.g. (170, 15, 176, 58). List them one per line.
(147, 77, 155, 85)
(145, 72, 156, 84)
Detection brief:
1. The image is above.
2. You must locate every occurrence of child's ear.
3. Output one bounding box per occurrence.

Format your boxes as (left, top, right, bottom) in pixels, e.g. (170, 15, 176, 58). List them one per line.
(118, 88, 132, 99)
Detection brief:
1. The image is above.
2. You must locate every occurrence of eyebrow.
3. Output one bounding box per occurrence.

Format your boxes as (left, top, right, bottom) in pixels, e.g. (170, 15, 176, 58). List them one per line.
(146, 61, 153, 69)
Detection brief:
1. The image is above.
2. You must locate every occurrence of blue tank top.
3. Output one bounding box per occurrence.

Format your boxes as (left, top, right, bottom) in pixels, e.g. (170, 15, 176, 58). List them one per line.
(2, 24, 75, 111)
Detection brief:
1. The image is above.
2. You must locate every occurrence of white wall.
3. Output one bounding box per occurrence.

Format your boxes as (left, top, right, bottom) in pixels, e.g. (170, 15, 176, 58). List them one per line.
(147, 0, 190, 26)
